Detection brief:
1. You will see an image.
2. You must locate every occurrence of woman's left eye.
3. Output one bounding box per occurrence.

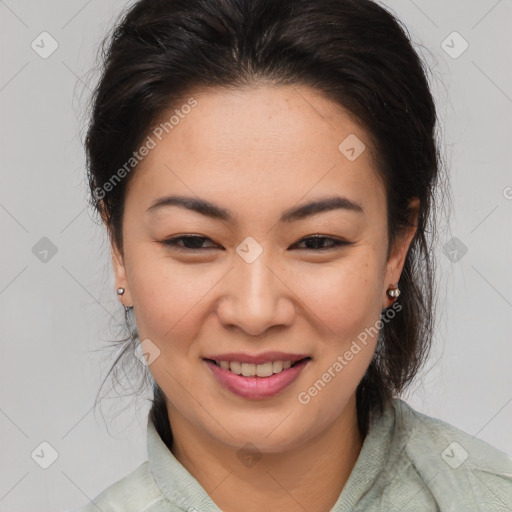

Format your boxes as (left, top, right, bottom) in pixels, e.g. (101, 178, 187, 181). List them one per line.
(161, 235, 350, 252)
(292, 236, 351, 251)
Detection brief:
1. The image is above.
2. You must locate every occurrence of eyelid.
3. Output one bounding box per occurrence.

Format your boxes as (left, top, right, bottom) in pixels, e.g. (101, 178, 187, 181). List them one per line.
(161, 235, 220, 251)
(291, 235, 352, 250)
(160, 234, 352, 252)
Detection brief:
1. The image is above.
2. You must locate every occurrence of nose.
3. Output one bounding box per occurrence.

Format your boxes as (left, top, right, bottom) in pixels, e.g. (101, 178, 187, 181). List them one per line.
(215, 251, 295, 337)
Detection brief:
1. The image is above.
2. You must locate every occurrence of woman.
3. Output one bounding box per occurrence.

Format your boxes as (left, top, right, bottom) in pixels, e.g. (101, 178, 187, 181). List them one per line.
(79, 0, 512, 510)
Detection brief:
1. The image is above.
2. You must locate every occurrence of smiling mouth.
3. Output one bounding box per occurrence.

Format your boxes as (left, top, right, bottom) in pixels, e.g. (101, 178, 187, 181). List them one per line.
(203, 357, 311, 377)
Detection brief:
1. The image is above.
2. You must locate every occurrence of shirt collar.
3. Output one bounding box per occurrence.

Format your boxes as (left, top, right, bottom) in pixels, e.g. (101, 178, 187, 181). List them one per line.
(147, 414, 223, 511)
(331, 398, 407, 510)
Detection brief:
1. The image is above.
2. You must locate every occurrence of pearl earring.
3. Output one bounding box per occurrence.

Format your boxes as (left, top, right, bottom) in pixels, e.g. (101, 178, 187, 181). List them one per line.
(386, 286, 400, 298)
(116, 287, 133, 310)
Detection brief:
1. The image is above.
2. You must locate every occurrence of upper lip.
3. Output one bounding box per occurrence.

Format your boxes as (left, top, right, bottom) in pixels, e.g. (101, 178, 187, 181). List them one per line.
(203, 352, 311, 365)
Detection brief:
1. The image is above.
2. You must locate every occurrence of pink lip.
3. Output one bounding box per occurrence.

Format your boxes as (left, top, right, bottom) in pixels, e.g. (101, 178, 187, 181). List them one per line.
(203, 358, 310, 400)
(202, 351, 310, 365)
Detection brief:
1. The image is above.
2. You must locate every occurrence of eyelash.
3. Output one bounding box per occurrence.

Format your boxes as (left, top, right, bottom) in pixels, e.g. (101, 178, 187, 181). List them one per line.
(160, 235, 352, 252)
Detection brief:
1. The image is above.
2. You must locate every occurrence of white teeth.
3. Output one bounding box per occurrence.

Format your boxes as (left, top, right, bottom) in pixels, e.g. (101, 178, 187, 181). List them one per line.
(215, 360, 300, 376)
(230, 361, 242, 375)
(256, 362, 273, 377)
(272, 361, 283, 373)
(241, 363, 256, 376)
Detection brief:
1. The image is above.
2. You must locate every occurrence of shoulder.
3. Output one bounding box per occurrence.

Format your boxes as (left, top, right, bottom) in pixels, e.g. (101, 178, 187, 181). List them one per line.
(390, 399, 512, 510)
(74, 461, 167, 512)
(394, 398, 512, 472)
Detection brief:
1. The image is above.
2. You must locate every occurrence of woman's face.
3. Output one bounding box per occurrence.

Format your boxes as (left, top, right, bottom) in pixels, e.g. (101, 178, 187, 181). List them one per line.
(111, 85, 416, 452)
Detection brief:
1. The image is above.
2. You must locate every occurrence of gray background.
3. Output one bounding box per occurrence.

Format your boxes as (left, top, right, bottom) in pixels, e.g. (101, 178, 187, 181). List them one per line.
(1, 0, 511, 510)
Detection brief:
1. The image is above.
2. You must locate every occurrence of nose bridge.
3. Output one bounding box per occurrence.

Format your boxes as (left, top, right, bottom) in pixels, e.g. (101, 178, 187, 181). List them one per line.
(217, 237, 292, 335)
(239, 248, 274, 303)
(236, 238, 278, 310)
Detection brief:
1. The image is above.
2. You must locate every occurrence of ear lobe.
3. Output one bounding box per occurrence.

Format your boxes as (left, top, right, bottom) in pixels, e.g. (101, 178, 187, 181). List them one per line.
(100, 202, 132, 306)
(110, 241, 133, 307)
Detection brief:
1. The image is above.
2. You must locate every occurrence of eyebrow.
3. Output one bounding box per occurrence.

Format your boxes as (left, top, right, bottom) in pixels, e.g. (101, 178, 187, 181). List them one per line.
(146, 194, 364, 222)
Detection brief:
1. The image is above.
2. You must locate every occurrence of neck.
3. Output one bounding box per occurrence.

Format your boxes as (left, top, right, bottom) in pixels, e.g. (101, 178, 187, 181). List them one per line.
(167, 393, 363, 512)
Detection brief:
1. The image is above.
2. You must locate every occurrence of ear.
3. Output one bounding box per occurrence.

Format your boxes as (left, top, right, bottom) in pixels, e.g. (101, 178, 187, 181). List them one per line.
(98, 199, 133, 308)
(382, 197, 420, 307)
(111, 239, 133, 308)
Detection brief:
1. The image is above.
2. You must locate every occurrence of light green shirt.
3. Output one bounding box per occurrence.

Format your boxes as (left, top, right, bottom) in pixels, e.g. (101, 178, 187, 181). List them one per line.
(75, 399, 512, 511)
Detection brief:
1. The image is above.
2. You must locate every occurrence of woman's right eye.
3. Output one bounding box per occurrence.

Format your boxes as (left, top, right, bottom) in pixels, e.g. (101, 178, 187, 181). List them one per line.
(160, 235, 220, 252)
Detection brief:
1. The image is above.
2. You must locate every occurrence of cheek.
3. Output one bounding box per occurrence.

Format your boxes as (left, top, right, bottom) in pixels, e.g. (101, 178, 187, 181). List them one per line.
(127, 252, 218, 345)
(292, 250, 384, 339)
(130, 244, 385, 339)
(128, 236, 385, 349)
(293, 253, 384, 420)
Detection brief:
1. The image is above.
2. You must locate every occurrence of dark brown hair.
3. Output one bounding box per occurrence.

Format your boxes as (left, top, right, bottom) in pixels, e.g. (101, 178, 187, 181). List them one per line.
(85, 0, 446, 445)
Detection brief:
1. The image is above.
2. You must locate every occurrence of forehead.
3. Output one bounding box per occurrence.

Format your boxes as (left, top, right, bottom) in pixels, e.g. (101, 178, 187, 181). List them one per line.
(125, 85, 386, 222)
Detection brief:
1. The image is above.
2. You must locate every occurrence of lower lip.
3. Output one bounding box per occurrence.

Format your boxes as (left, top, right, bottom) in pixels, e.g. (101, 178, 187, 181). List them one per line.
(204, 359, 310, 400)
